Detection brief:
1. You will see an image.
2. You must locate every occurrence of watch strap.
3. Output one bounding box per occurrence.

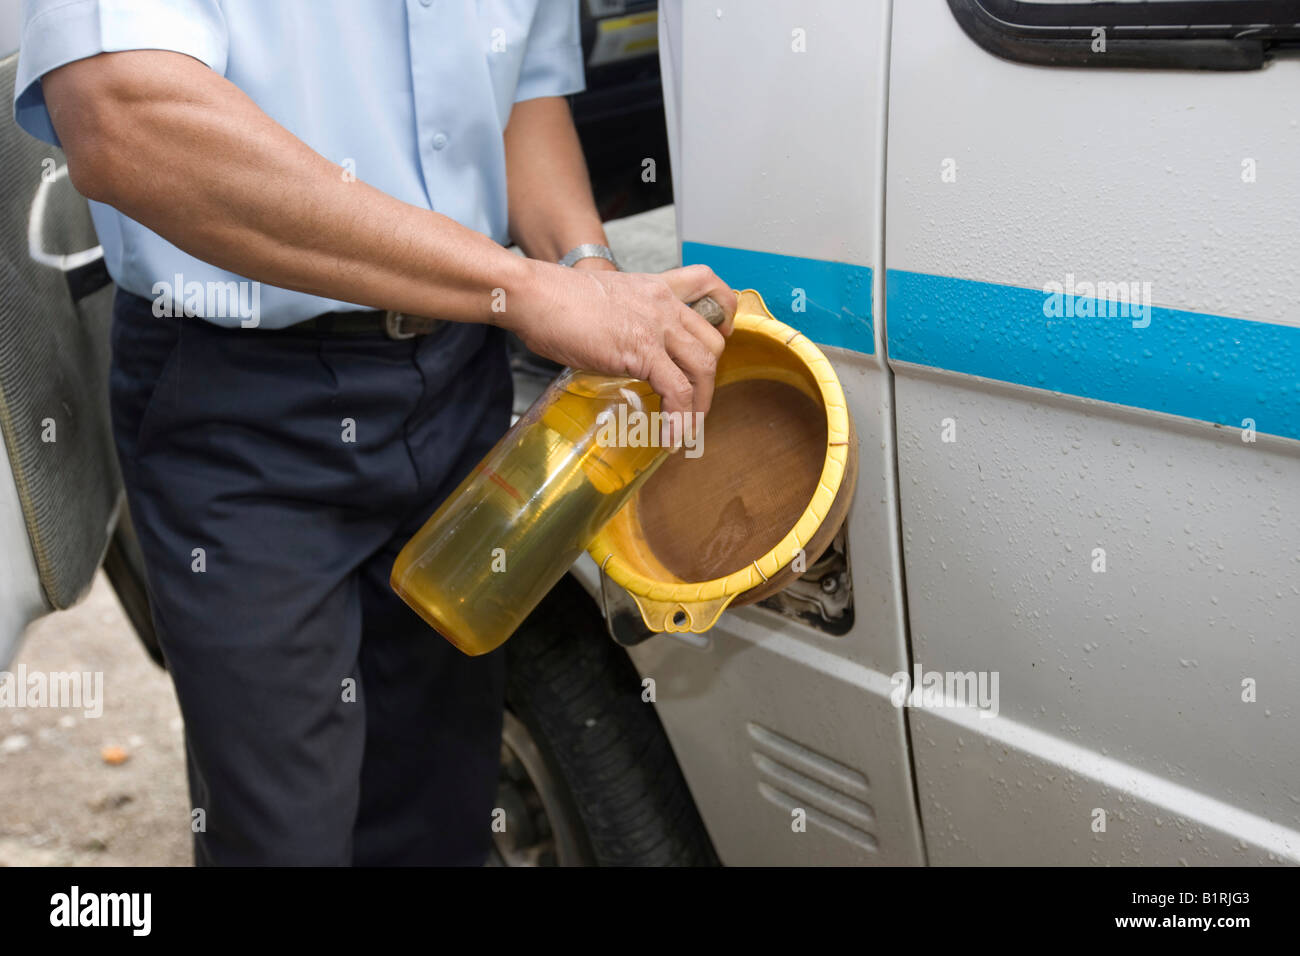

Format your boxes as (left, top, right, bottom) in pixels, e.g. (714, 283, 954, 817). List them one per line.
(558, 242, 620, 270)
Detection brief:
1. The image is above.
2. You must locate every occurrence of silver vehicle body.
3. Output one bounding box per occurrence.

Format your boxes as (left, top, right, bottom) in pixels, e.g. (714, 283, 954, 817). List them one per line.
(571, 0, 1300, 865)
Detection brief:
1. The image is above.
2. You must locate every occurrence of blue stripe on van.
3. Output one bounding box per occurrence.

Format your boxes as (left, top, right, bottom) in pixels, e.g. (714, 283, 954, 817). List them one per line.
(887, 268, 1300, 441)
(681, 242, 874, 353)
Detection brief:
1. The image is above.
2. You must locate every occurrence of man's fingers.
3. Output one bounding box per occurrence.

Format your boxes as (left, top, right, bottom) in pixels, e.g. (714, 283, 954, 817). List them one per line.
(667, 306, 722, 416)
(660, 263, 729, 302)
(665, 325, 718, 418)
(679, 301, 726, 360)
(645, 351, 694, 427)
(660, 265, 738, 334)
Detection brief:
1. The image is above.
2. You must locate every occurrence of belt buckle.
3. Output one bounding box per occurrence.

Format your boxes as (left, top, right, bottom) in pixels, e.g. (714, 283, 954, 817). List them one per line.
(384, 310, 417, 340)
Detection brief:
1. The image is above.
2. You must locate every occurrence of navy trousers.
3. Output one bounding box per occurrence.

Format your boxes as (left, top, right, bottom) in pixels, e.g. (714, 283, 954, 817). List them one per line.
(108, 290, 512, 865)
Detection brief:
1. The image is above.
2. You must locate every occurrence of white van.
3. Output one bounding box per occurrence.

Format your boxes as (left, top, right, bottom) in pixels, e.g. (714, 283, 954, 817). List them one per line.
(3, 0, 1298, 866)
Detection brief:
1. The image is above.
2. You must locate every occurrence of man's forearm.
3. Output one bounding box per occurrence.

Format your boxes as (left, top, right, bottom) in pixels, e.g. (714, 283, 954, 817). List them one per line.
(42, 49, 736, 420)
(44, 50, 537, 323)
(504, 96, 614, 269)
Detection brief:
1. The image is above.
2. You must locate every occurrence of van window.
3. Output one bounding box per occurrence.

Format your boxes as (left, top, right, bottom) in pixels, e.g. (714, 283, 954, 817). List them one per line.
(948, 0, 1300, 70)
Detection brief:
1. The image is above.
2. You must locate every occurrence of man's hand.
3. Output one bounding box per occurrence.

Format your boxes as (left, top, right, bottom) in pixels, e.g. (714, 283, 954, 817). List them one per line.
(502, 97, 736, 420)
(509, 262, 737, 421)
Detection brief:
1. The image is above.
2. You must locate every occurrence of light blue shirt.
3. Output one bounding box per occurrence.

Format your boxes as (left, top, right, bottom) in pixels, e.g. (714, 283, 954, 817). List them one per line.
(13, 0, 585, 328)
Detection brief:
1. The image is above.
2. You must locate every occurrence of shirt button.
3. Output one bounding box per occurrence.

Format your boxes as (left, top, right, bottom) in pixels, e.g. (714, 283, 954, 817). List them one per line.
(419, 0, 433, 6)
(431, 132, 449, 150)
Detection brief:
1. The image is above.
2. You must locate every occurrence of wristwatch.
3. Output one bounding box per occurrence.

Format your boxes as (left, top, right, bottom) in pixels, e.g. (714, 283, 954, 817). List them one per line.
(558, 242, 620, 271)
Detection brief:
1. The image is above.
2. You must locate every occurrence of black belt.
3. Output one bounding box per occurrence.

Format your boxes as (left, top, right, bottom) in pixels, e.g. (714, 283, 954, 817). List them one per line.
(288, 309, 447, 340)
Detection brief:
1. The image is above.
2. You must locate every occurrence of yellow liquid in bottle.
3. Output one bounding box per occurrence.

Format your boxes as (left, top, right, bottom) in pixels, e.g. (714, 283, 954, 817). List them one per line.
(390, 374, 666, 655)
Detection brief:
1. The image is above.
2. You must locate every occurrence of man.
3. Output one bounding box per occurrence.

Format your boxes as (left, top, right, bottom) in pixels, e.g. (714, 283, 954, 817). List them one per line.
(14, 0, 735, 865)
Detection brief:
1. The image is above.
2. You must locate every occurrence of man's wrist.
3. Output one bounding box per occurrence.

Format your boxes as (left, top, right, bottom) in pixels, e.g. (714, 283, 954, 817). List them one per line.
(496, 256, 558, 336)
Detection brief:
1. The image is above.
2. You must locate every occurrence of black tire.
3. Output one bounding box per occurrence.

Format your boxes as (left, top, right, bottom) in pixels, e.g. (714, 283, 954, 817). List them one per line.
(504, 574, 718, 866)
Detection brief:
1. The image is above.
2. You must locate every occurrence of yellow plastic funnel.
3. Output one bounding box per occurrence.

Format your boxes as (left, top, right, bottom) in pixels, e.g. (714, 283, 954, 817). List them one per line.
(588, 289, 858, 633)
